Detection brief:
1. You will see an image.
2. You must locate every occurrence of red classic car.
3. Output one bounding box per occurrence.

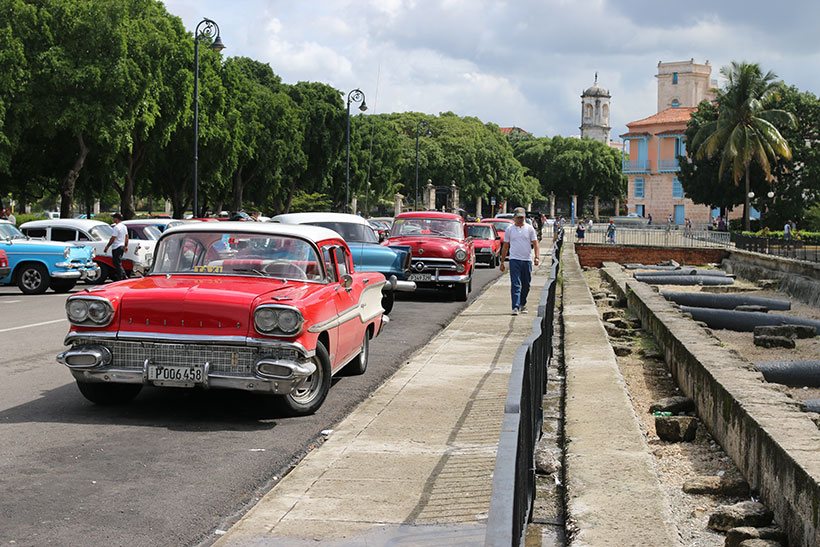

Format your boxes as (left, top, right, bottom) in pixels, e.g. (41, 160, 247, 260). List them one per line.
(466, 222, 501, 267)
(384, 211, 475, 301)
(57, 223, 387, 416)
(479, 218, 514, 245)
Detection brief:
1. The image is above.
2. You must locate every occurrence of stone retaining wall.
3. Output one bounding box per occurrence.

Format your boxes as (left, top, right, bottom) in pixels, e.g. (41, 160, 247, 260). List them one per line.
(723, 249, 820, 307)
(602, 264, 820, 547)
(576, 243, 728, 268)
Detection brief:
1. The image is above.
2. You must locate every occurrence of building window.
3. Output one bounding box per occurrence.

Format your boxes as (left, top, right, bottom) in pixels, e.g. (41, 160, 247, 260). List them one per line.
(634, 178, 645, 198)
(671, 99, 680, 108)
(672, 177, 684, 198)
(672, 72, 678, 84)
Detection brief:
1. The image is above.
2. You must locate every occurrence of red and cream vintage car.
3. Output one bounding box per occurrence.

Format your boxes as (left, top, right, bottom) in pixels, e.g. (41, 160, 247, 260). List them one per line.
(384, 211, 475, 301)
(466, 222, 501, 267)
(57, 222, 387, 416)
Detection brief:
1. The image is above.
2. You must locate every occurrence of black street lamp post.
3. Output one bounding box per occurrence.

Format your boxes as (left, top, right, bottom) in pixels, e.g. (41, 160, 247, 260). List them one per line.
(414, 120, 429, 210)
(345, 89, 367, 213)
(193, 18, 225, 218)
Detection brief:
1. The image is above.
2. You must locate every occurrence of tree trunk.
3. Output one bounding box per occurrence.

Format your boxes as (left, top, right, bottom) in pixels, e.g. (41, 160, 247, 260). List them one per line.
(60, 135, 89, 218)
(231, 167, 244, 212)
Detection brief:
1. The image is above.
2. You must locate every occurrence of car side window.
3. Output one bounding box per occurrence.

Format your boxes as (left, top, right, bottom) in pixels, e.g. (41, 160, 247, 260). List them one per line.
(24, 228, 47, 238)
(322, 247, 337, 282)
(333, 247, 348, 278)
(77, 231, 91, 241)
(52, 228, 77, 242)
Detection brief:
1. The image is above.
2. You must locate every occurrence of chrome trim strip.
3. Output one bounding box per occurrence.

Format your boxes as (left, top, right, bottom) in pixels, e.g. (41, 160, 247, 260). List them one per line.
(307, 303, 359, 333)
(65, 331, 315, 358)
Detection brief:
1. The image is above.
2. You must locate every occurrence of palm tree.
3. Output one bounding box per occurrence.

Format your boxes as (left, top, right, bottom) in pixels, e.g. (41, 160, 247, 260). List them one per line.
(692, 62, 796, 230)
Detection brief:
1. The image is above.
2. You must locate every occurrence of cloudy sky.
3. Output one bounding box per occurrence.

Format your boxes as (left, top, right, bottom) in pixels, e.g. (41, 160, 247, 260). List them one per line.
(164, 0, 820, 141)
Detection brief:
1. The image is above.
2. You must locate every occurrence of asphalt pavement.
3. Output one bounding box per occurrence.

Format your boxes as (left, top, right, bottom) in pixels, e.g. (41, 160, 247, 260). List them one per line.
(0, 266, 501, 547)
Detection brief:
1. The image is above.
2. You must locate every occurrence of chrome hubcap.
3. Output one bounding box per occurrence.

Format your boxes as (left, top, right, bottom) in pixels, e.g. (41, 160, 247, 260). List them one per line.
(22, 269, 42, 290)
(290, 357, 322, 404)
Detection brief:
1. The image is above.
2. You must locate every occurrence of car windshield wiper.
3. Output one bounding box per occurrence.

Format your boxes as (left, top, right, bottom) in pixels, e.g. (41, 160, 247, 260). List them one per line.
(232, 268, 268, 277)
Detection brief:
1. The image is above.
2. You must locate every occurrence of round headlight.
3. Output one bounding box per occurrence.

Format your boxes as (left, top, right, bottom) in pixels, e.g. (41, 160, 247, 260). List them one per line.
(87, 301, 110, 324)
(254, 308, 278, 333)
(455, 248, 467, 262)
(276, 309, 302, 334)
(63, 247, 71, 259)
(67, 300, 89, 322)
(456, 263, 466, 273)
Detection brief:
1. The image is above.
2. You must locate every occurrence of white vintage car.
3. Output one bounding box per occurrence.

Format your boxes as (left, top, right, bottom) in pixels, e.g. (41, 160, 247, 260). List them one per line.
(20, 219, 155, 282)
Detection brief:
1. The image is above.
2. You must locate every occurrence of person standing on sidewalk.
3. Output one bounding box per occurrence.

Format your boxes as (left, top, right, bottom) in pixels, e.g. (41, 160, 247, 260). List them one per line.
(104, 213, 129, 281)
(499, 207, 540, 315)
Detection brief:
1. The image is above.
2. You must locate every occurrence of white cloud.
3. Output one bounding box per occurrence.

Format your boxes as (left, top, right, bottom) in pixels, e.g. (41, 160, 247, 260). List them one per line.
(164, 0, 820, 139)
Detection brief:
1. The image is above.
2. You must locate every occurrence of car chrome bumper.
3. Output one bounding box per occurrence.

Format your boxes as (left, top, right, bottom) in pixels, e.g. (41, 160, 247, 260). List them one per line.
(57, 340, 317, 395)
(415, 273, 471, 285)
(381, 275, 416, 293)
(53, 262, 100, 280)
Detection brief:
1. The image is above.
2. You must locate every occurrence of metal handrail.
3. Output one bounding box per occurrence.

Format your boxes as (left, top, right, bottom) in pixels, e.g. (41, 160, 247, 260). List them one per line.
(485, 230, 563, 546)
(731, 232, 819, 263)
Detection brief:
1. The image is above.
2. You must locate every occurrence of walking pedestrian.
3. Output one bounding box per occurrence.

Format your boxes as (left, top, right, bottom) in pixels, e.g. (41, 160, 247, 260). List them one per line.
(606, 219, 616, 244)
(647, 213, 653, 225)
(576, 220, 586, 241)
(499, 207, 540, 316)
(6, 208, 15, 226)
(104, 213, 129, 281)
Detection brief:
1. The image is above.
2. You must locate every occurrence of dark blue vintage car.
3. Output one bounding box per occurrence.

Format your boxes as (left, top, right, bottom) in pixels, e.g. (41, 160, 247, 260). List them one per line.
(271, 213, 414, 313)
(0, 220, 98, 294)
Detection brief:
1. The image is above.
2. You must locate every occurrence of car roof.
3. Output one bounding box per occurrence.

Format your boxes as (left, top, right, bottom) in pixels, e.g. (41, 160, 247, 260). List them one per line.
(122, 219, 181, 226)
(20, 219, 109, 230)
(480, 218, 513, 223)
(466, 222, 494, 227)
(162, 221, 342, 243)
(271, 212, 370, 226)
(395, 211, 462, 220)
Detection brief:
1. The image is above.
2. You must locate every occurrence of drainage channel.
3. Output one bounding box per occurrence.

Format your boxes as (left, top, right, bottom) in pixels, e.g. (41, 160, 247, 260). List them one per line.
(526, 277, 567, 546)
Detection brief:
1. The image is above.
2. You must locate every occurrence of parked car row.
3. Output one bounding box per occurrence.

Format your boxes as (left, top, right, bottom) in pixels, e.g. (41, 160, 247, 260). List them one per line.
(44, 209, 514, 416)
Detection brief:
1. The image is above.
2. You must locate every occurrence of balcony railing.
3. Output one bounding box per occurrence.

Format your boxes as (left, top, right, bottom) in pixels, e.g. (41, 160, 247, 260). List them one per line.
(623, 159, 650, 173)
(658, 159, 680, 172)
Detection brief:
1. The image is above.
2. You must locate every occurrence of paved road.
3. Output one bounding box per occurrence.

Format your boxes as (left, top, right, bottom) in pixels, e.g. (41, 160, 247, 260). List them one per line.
(0, 265, 502, 547)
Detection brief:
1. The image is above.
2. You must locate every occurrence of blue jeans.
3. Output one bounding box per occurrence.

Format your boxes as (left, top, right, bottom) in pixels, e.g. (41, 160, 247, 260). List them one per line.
(509, 259, 532, 310)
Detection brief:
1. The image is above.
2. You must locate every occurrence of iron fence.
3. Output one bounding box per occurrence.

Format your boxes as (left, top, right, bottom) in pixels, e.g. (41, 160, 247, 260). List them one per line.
(485, 230, 563, 546)
(731, 232, 820, 263)
(569, 226, 730, 248)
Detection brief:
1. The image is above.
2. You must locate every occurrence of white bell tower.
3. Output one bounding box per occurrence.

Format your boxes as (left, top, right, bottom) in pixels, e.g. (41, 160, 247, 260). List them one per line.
(580, 72, 611, 144)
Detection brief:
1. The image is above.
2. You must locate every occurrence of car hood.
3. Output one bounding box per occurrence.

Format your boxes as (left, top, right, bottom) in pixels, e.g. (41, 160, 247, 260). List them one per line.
(347, 242, 409, 276)
(471, 238, 496, 248)
(2, 238, 93, 258)
(111, 275, 319, 337)
(385, 236, 465, 259)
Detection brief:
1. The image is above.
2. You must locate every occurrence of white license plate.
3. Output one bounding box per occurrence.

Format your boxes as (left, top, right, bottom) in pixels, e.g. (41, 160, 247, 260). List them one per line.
(408, 273, 433, 282)
(148, 365, 204, 385)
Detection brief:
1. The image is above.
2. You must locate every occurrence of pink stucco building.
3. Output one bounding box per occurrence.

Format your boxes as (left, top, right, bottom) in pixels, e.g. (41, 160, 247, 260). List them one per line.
(621, 60, 716, 225)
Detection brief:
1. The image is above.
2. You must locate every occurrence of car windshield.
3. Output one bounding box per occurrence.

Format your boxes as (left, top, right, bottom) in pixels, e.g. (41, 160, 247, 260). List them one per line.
(467, 225, 494, 239)
(152, 231, 324, 281)
(89, 225, 115, 241)
(0, 223, 25, 239)
(391, 218, 463, 239)
(486, 221, 511, 231)
(305, 222, 377, 243)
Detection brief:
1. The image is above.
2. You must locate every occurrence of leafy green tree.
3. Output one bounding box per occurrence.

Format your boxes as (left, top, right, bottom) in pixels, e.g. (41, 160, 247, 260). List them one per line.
(691, 62, 796, 230)
(0, 0, 30, 183)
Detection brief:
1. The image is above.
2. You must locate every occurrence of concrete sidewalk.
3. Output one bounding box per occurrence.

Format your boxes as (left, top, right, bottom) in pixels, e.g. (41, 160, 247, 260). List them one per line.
(216, 249, 552, 546)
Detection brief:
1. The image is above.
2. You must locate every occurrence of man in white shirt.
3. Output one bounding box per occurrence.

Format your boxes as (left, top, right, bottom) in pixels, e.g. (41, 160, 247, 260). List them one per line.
(104, 213, 129, 281)
(500, 207, 540, 315)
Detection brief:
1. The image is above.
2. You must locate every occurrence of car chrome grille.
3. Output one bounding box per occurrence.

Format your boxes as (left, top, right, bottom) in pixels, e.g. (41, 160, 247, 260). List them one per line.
(410, 258, 457, 273)
(69, 338, 302, 375)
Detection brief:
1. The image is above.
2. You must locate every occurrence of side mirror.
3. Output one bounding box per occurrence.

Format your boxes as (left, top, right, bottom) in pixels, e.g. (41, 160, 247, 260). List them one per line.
(341, 274, 354, 289)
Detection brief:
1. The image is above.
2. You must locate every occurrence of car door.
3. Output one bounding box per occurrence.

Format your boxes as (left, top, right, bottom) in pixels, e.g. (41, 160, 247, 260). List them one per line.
(330, 245, 363, 368)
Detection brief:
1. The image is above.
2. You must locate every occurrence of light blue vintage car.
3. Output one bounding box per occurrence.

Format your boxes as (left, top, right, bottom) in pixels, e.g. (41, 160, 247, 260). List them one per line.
(0, 220, 99, 294)
(271, 213, 415, 313)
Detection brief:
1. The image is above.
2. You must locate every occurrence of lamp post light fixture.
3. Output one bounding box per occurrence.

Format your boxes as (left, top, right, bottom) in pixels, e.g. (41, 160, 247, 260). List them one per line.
(414, 120, 430, 210)
(767, 191, 775, 199)
(193, 18, 225, 218)
(345, 88, 367, 213)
